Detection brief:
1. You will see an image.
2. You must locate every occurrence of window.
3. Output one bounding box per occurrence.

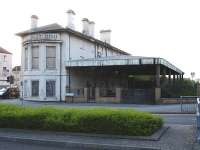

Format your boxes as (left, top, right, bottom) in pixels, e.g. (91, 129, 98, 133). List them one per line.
(46, 80, 56, 97)
(3, 55, 6, 62)
(24, 80, 27, 97)
(32, 46, 39, 69)
(25, 47, 28, 70)
(31, 80, 39, 97)
(46, 46, 56, 69)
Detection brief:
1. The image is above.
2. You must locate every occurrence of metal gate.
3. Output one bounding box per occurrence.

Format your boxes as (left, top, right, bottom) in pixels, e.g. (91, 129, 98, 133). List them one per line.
(180, 96, 198, 113)
(87, 87, 95, 102)
(121, 88, 155, 104)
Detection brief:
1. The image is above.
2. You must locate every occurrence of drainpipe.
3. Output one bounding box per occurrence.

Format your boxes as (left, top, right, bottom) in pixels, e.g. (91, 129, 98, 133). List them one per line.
(59, 41, 62, 102)
(68, 34, 71, 93)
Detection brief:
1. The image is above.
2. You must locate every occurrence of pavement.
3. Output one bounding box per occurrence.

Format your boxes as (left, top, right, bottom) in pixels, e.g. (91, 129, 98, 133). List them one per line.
(0, 125, 198, 150)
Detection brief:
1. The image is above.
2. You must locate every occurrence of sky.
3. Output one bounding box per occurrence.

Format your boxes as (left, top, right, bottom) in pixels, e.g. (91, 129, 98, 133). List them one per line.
(0, 0, 199, 79)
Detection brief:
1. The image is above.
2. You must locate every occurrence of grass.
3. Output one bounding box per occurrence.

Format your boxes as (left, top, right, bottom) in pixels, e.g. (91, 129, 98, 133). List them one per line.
(0, 104, 163, 136)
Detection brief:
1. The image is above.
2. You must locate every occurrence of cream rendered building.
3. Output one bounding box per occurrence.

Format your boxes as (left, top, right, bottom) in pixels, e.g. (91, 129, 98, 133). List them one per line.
(17, 10, 183, 103)
(0, 47, 12, 88)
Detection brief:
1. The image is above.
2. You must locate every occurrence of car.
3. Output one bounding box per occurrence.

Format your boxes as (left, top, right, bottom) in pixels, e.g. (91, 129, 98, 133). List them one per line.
(0, 87, 19, 99)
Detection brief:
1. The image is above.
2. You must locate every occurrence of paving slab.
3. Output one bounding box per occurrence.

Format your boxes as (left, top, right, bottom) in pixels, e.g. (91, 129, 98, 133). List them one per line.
(0, 125, 197, 150)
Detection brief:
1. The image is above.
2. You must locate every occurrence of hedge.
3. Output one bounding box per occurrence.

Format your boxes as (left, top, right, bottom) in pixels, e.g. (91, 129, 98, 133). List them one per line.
(0, 104, 163, 136)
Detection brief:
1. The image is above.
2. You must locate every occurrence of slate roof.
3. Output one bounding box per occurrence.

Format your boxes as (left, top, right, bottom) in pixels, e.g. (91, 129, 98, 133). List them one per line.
(0, 47, 12, 54)
(16, 24, 129, 55)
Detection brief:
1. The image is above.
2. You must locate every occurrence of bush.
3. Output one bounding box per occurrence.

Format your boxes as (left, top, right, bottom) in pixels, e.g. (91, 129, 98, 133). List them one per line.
(0, 104, 163, 136)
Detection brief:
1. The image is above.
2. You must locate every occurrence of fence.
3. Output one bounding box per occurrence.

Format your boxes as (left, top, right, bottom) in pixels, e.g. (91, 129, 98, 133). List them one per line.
(121, 88, 155, 104)
(197, 98, 200, 143)
(180, 96, 198, 113)
(66, 88, 84, 97)
(99, 88, 116, 97)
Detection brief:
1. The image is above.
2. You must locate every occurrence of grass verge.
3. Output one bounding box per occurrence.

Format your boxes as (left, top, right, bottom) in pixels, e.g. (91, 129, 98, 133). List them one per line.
(0, 104, 163, 136)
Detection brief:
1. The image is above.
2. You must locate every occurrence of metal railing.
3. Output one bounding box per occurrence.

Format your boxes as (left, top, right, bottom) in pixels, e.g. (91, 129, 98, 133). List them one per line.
(197, 98, 200, 143)
(180, 96, 197, 113)
(99, 88, 116, 97)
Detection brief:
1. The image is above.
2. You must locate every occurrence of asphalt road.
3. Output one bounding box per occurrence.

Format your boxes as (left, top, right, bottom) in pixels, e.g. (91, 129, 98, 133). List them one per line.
(0, 141, 73, 150)
(0, 99, 196, 113)
(158, 114, 196, 125)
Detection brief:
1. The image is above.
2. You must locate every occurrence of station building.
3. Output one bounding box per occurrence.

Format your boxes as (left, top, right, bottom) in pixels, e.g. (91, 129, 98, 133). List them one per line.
(17, 10, 184, 104)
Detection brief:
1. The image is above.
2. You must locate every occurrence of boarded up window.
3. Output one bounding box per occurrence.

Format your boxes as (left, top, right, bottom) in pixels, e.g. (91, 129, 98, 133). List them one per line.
(25, 47, 28, 70)
(46, 46, 56, 69)
(46, 80, 56, 97)
(32, 46, 39, 69)
(31, 80, 39, 97)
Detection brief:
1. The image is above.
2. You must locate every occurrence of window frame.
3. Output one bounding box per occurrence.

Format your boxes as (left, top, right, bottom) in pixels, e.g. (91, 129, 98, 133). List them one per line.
(31, 80, 39, 97)
(46, 46, 56, 70)
(46, 80, 56, 97)
(24, 47, 28, 70)
(31, 46, 39, 70)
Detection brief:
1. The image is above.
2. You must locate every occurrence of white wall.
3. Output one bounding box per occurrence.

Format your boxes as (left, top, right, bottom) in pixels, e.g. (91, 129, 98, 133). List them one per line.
(0, 53, 12, 87)
(21, 31, 125, 101)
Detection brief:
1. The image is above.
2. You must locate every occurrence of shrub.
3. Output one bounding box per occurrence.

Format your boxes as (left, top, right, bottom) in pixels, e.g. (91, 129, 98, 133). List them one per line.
(0, 104, 163, 136)
(161, 79, 197, 98)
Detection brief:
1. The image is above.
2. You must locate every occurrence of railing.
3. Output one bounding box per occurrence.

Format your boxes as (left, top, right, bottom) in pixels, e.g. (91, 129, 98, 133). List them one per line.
(66, 88, 84, 97)
(121, 88, 155, 104)
(99, 88, 116, 97)
(197, 98, 200, 143)
(180, 96, 197, 113)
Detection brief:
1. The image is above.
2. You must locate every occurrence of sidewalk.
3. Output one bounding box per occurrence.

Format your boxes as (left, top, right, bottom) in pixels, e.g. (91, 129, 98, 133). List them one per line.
(0, 125, 197, 150)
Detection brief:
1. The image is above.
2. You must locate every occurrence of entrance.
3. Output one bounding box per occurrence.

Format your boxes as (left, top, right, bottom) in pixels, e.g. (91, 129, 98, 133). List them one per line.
(87, 87, 95, 102)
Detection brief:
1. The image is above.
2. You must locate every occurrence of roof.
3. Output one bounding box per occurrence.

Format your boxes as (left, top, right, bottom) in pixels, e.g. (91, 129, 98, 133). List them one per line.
(65, 56, 184, 74)
(0, 47, 12, 54)
(16, 23, 63, 35)
(16, 24, 129, 55)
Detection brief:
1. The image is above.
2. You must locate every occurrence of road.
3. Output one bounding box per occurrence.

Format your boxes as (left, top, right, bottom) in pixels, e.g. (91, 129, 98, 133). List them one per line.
(0, 99, 196, 113)
(0, 141, 73, 150)
(158, 114, 195, 125)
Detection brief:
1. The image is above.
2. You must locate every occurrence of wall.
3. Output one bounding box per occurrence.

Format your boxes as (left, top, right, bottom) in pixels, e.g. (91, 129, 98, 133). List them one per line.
(20, 31, 125, 101)
(0, 53, 12, 87)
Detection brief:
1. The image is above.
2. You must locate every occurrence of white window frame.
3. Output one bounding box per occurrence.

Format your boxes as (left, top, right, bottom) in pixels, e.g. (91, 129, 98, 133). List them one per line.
(46, 80, 56, 97)
(24, 47, 28, 70)
(31, 80, 39, 97)
(46, 46, 56, 70)
(31, 46, 39, 70)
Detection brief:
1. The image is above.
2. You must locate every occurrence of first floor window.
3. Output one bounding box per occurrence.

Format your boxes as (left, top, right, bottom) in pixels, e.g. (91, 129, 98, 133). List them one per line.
(46, 80, 56, 97)
(46, 46, 56, 70)
(32, 46, 39, 69)
(32, 80, 39, 97)
(25, 47, 28, 70)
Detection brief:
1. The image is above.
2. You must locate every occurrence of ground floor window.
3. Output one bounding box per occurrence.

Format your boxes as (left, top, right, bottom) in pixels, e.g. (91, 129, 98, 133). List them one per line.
(24, 80, 28, 97)
(46, 80, 56, 97)
(31, 80, 39, 97)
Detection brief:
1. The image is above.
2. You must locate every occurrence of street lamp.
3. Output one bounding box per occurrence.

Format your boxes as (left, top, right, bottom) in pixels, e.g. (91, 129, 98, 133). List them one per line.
(191, 72, 195, 80)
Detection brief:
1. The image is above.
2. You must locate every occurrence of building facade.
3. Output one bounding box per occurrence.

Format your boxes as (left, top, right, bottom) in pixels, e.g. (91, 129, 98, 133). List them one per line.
(17, 10, 184, 103)
(12, 66, 21, 88)
(0, 47, 12, 88)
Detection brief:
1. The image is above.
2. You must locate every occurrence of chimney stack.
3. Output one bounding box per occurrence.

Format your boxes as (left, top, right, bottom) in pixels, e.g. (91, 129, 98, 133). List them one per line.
(89, 21, 95, 37)
(100, 30, 111, 44)
(31, 15, 38, 29)
(66, 9, 76, 30)
(82, 18, 89, 35)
